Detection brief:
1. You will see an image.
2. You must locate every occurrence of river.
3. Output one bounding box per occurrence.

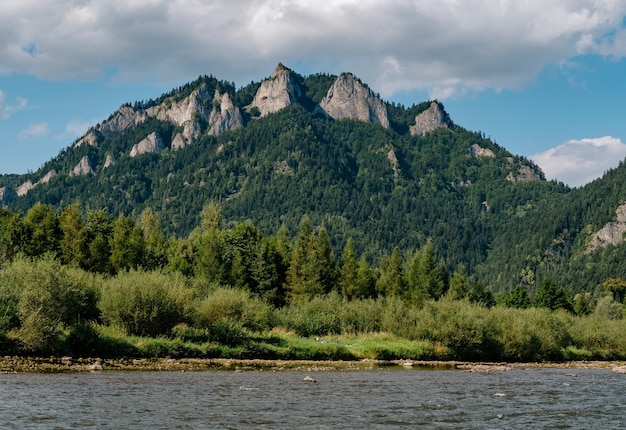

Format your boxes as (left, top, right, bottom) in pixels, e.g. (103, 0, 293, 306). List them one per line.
(1, 367, 624, 429)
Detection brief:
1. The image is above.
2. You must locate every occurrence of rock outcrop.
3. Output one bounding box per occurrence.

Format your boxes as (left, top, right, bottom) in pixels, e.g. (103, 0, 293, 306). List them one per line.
(506, 166, 541, 183)
(387, 148, 399, 179)
(130, 132, 165, 158)
(587, 202, 626, 251)
(208, 90, 244, 136)
(16, 180, 34, 197)
(70, 156, 95, 176)
(103, 154, 115, 169)
(317, 73, 389, 128)
(13, 169, 58, 197)
(250, 63, 303, 117)
(171, 133, 187, 151)
(409, 102, 447, 136)
(73, 130, 98, 148)
(38, 169, 57, 184)
(147, 82, 212, 141)
(469, 143, 495, 158)
(99, 106, 146, 137)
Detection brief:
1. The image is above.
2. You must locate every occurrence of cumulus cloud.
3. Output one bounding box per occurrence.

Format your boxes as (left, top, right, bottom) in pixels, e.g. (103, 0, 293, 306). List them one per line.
(0, 90, 27, 119)
(0, 1, 625, 98)
(18, 122, 49, 139)
(530, 136, 626, 187)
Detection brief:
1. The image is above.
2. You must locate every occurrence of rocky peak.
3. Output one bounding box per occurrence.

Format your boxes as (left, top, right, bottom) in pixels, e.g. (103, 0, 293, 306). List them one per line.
(147, 82, 212, 140)
(73, 130, 99, 148)
(208, 90, 244, 136)
(96, 81, 214, 141)
(130, 132, 165, 158)
(99, 105, 146, 137)
(316, 73, 389, 128)
(70, 155, 94, 176)
(249, 63, 303, 117)
(409, 102, 448, 136)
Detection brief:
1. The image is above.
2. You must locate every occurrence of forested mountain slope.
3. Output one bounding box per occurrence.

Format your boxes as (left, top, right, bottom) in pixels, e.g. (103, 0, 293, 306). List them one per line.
(1, 63, 625, 295)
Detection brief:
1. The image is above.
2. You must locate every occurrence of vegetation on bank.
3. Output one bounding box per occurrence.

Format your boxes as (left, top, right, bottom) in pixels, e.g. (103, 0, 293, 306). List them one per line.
(1, 201, 626, 362)
(1, 254, 625, 362)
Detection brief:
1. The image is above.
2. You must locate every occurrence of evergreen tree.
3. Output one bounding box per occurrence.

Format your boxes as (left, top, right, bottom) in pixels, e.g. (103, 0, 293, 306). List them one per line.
(448, 264, 469, 300)
(533, 278, 572, 311)
(340, 238, 358, 299)
(376, 247, 405, 297)
(503, 285, 531, 309)
(58, 205, 87, 268)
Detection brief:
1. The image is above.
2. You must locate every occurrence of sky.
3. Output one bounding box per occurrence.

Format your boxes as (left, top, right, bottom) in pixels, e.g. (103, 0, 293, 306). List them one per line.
(2, 1, 626, 187)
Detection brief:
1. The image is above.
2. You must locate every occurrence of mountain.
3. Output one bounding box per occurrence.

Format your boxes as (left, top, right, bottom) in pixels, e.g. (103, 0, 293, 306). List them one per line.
(1, 63, 625, 296)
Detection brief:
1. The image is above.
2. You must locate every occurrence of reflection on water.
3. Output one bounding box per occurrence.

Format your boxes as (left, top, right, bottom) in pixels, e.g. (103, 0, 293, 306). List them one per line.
(1, 368, 624, 429)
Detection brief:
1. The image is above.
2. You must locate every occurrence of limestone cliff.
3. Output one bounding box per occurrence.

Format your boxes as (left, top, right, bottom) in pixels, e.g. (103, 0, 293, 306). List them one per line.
(103, 154, 115, 169)
(70, 156, 95, 176)
(170, 133, 187, 151)
(587, 202, 626, 251)
(250, 63, 302, 117)
(16, 181, 34, 197)
(73, 130, 99, 148)
(38, 170, 57, 184)
(208, 90, 244, 136)
(130, 132, 165, 158)
(506, 165, 541, 183)
(99, 106, 146, 137)
(147, 82, 212, 140)
(316, 73, 389, 128)
(469, 143, 495, 158)
(410, 102, 448, 136)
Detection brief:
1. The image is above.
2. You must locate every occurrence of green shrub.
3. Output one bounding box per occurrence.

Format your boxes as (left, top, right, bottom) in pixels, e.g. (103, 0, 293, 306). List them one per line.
(209, 321, 248, 346)
(278, 294, 343, 337)
(65, 322, 102, 356)
(194, 287, 273, 332)
(0, 256, 100, 353)
(171, 323, 210, 343)
(338, 298, 383, 334)
(99, 271, 193, 337)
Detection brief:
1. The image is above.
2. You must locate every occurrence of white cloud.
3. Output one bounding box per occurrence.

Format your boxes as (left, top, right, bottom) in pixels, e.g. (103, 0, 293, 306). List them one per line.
(18, 122, 49, 139)
(530, 136, 626, 187)
(0, 1, 625, 98)
(0, 90, 27, 119)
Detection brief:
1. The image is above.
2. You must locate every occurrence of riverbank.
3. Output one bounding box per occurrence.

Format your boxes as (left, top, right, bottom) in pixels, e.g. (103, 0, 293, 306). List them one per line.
(2, 355, 625, 373)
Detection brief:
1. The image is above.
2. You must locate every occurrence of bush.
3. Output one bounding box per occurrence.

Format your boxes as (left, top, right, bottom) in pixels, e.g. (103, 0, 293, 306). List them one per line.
(65, 322, 102, 356)
(171, 323, 210, 343)
(209, 321, 248, 346)
(0, 256, 100, 353)
(99, 271, 193, 337)
(278, 294, 343, 337)
(193, 287, 273, 332)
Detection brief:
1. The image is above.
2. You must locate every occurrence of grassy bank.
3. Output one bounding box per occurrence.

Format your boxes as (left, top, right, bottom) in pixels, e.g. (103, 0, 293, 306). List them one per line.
(2, 258, 626, 364)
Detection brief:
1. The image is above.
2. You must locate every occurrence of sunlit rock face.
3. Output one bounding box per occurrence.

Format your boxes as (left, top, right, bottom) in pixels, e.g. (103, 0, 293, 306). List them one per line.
(410, 102, 447, 136)
(317, 73, 389, 128)
(250, 63, 303, 117)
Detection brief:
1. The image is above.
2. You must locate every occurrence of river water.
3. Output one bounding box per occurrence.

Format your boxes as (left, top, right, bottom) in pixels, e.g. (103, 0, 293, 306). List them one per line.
(1, 367, 624, 429)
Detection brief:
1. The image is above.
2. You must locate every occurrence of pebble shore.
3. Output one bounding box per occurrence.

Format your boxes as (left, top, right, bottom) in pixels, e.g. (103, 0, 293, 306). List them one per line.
(1, 356, 625, 373)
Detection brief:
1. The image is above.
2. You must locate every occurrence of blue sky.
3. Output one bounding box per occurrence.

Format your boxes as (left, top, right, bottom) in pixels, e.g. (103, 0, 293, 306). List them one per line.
(2, 1, 626, 187)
